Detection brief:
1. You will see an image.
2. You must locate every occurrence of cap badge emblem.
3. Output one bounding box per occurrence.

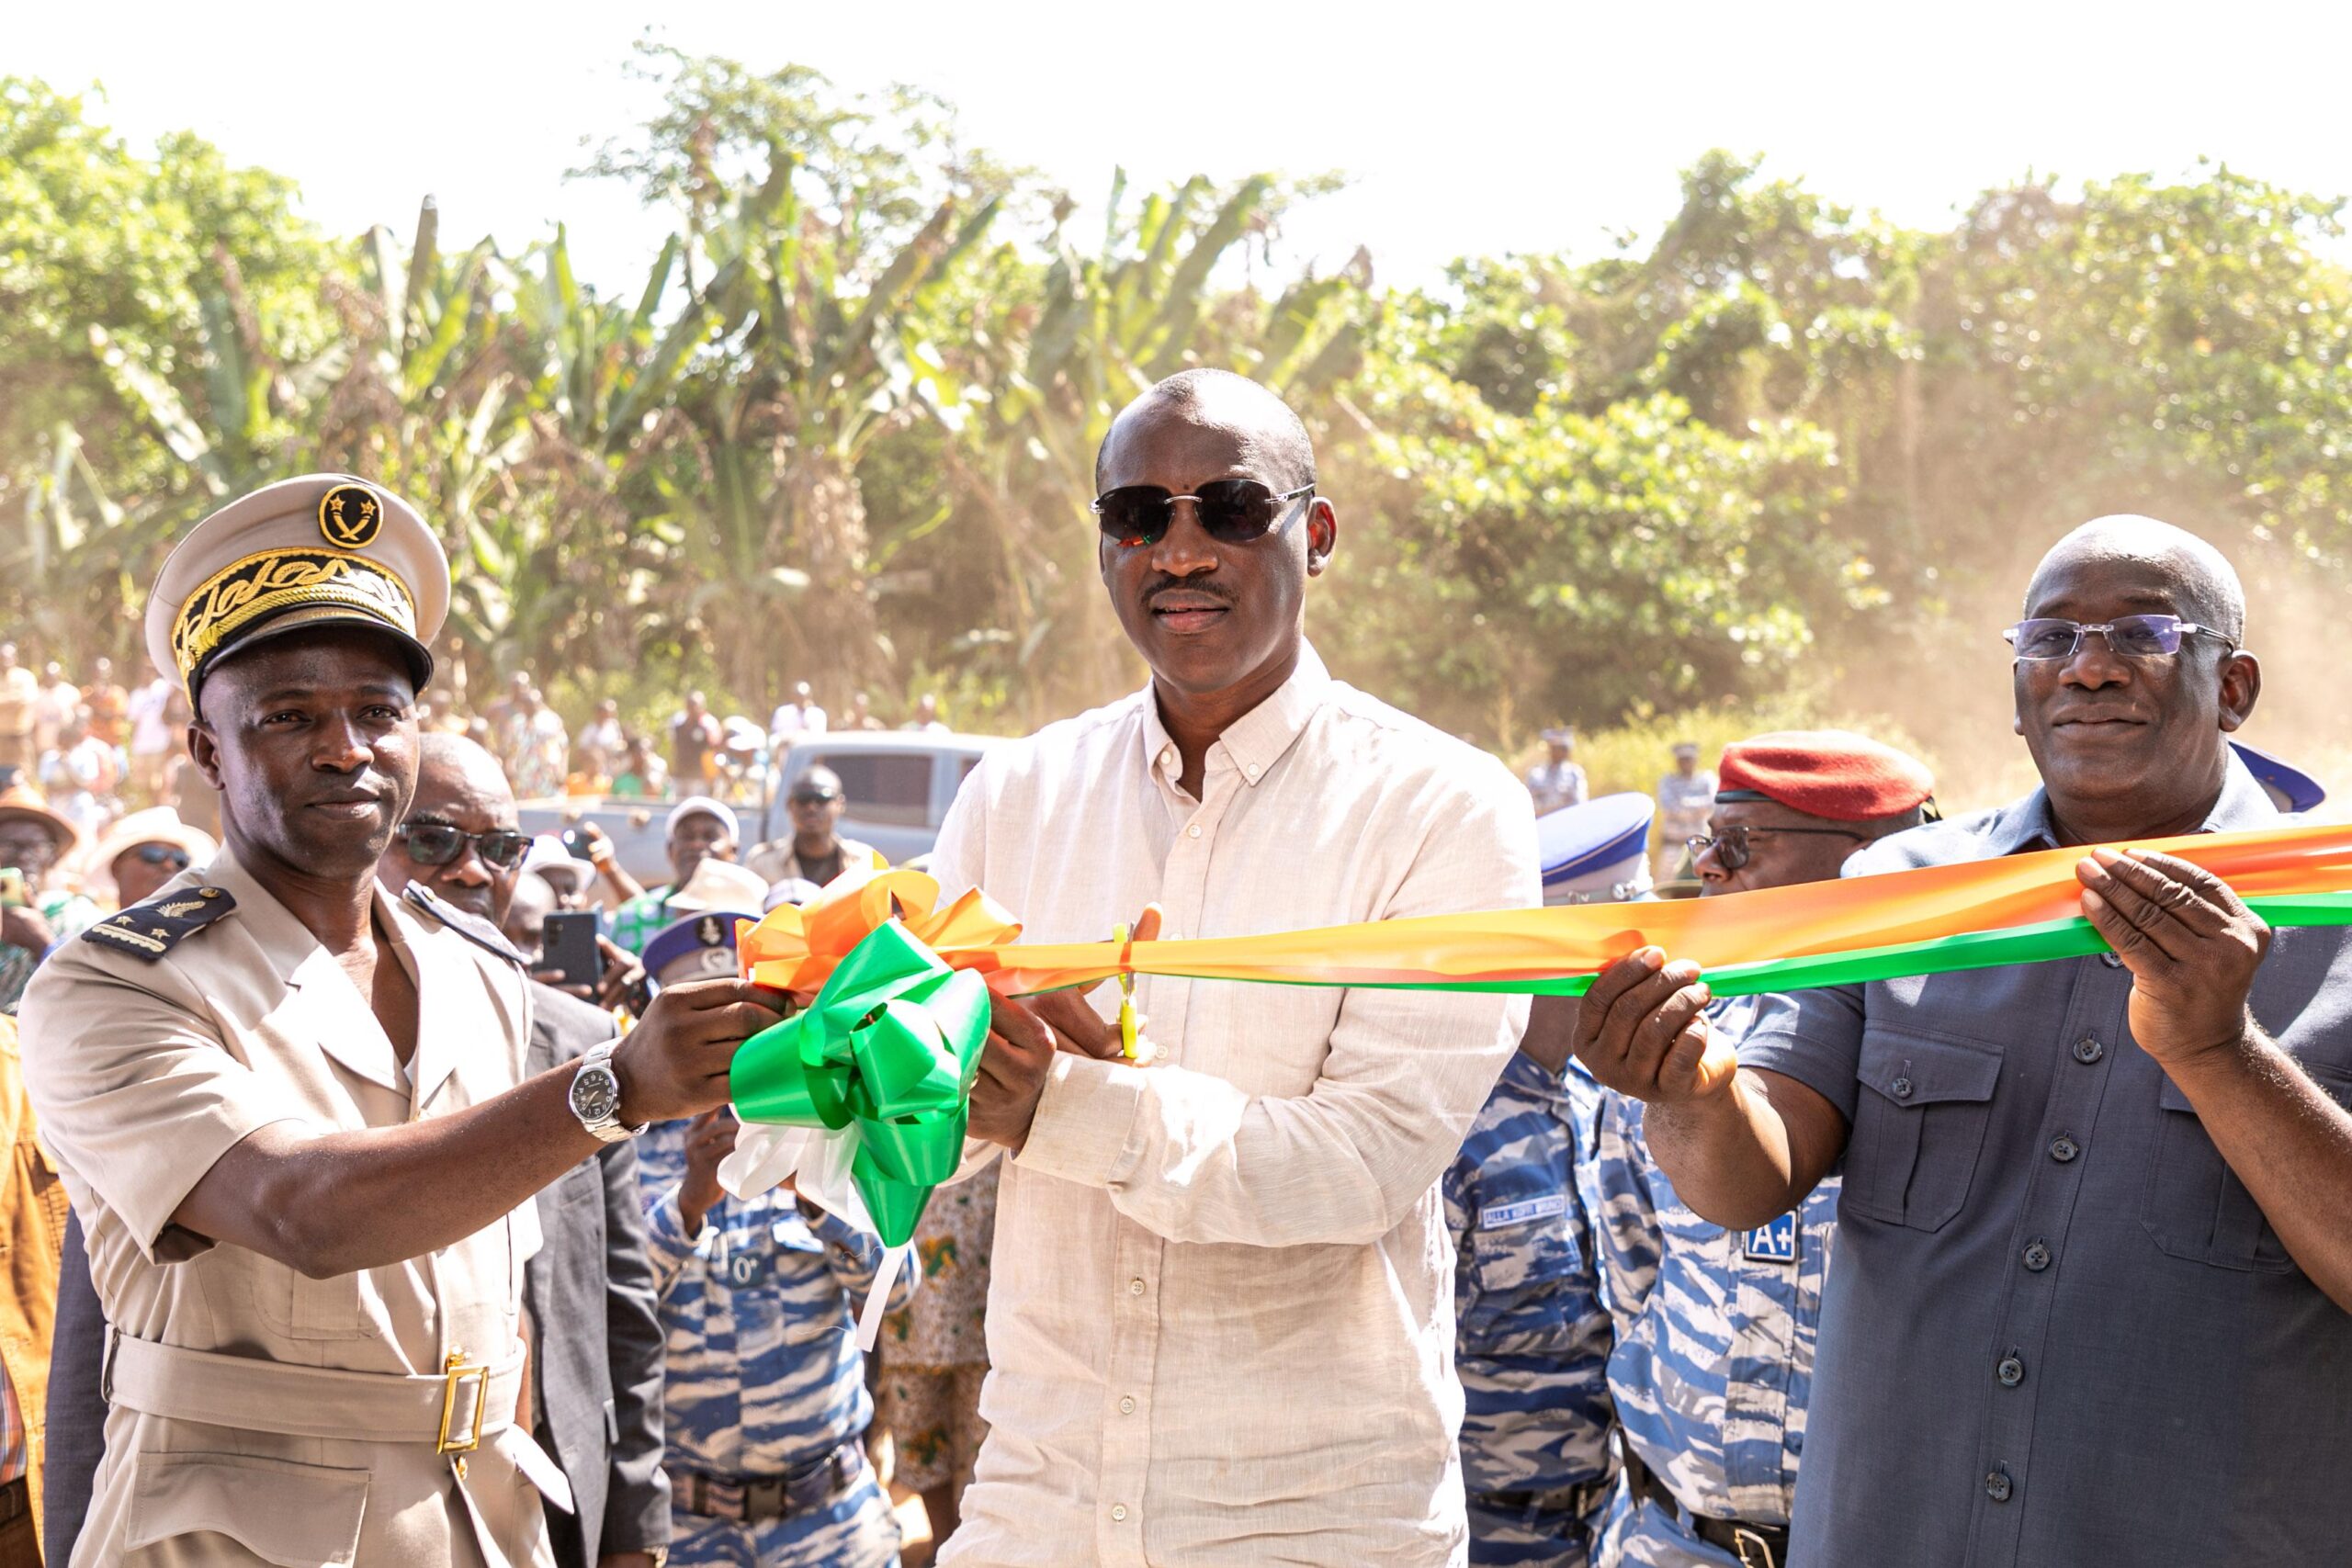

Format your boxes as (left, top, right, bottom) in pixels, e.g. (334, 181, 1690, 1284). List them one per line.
(319, 484, 384, 548)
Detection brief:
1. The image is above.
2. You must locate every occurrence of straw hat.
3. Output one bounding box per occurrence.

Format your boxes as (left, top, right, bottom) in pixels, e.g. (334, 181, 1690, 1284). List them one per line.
(81, 807, 218, 902)
(664, 858, 768, 914)
(0, 783, 82, 860)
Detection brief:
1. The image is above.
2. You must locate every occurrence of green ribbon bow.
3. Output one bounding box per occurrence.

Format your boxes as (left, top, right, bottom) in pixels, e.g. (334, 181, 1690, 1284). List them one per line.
(729, 919, 991, 1247)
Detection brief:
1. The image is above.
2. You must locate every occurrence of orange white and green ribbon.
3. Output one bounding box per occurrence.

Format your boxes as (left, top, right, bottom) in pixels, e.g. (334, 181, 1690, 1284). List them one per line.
(737, 822, 2352, 1003)
(724, 821, 2352, 1333)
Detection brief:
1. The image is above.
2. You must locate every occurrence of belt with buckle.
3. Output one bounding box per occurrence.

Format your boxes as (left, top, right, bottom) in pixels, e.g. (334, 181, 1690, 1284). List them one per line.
(104, 1326, 526, 1448)
(1623, 1449, 1790, 1568)
(667, 1439, 865, 1524)
(1475, 1476, 1610, 1520)
(100, 1325, 572, 1510)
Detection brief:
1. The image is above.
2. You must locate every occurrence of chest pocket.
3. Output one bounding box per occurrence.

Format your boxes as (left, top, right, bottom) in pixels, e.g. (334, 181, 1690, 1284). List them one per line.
(2143, 1058, 2352, 1272)
(1843, 1029, 2002, 1232)
(1461, 1203, 1593, 1356)
(254, 1260, 369, 1342)
(721, 1214, 842, 1342)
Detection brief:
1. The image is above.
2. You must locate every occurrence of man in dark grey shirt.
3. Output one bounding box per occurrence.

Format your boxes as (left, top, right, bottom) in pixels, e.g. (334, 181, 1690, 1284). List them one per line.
(1571, 515, 2352, 1566)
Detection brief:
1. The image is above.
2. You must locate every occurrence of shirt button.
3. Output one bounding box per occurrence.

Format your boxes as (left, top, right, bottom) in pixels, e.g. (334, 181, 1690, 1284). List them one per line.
(1119, 1395, 1136, 1415)
(1996, 1354, 2026, 1388)
(1890, 1075, 1915, 1101)
(1986, 1468, 2014, 1504)
(2023, 1239, 2052, 1272)
(2050, 1134, 2080, 1163)
(2073, 1035, 2105, 1065)
(1186, 823, 1202, 839)
(1129, 1278, 1146, 1296)
(1111, 1505, 1130, 1522)
(1244, 762, 1261, 781)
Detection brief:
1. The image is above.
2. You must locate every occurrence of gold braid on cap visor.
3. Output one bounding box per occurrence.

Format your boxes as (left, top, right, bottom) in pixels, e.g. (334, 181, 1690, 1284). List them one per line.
(170, 547, 418, 684)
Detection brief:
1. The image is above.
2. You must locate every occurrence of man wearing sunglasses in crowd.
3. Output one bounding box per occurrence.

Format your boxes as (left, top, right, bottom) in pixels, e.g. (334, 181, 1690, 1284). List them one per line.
(85, 808, 218, 912)
(743, 767, 877, 893)
(928, 369, 1539, 1566)
(1573, 515, 2352, 1568)
(1574, 731, 1933, 1568)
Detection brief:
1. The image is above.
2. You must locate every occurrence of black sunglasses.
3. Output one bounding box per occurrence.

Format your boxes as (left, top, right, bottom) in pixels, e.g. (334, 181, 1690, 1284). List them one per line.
(130, 843, 193, 870)
(395, 821, 530, 869)
(789, 789, 842, 806)
(1688, 824, 1867, 872)
(1091, 479, 1316, 547)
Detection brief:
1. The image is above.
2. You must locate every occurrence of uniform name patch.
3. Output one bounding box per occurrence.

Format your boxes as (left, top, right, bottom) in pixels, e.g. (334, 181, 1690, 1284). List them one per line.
(1743, 1211, 1799, 1264)
(1480, 1193, 1567, 1230)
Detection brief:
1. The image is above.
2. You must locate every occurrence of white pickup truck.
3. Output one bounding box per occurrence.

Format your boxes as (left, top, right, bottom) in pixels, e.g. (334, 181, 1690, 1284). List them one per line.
(515, 730, 1001, 886)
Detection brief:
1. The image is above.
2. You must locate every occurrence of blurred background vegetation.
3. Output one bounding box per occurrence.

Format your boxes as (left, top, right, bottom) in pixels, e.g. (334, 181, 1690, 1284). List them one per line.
(7, 51, 2350, 809)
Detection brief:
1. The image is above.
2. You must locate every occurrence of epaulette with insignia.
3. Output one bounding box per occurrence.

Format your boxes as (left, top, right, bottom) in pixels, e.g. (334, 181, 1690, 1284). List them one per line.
(82, 886, 237, 962)
(401, 882, 529, 968)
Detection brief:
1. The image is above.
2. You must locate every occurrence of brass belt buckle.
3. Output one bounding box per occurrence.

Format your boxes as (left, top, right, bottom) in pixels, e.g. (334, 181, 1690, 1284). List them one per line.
(1731, 1527, 1779, 1568)
(436, 1347, 492, 1457)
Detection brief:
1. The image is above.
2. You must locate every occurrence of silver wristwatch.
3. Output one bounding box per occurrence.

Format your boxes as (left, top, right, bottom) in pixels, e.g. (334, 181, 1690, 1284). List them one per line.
(569, 1041, 646, 1144)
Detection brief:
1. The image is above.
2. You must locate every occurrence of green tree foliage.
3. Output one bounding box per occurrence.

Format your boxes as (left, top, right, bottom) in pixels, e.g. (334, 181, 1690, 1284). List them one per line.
(7, 66, 2352, 771)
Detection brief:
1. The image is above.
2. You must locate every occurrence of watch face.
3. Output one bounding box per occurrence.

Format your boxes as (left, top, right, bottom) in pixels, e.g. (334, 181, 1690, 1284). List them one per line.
(571, 1065, 621, 1124)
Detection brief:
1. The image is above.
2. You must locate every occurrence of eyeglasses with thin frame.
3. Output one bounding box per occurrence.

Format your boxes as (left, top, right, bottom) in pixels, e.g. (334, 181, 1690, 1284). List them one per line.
(1091, 479, 1316, 548)
(1689, 824, 1869, 872)
(395, 821, 530, 870)
(2002, 615, 2235, 661)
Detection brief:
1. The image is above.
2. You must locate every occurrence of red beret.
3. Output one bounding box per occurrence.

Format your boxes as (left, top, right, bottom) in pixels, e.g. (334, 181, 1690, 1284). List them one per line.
(1715, 729, 1935, 822)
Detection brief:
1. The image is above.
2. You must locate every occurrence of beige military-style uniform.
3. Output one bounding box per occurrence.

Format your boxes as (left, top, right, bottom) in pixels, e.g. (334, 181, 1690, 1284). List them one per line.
(20, 848, 561, 1567)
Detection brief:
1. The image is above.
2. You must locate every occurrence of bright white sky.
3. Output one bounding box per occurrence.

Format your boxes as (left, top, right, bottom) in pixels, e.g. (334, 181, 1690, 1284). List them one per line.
(21, 1, 2352, 298)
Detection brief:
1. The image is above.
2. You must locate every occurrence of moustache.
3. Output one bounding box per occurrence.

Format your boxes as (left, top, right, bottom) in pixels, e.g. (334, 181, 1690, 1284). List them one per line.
(1140, 578, 1238, 611)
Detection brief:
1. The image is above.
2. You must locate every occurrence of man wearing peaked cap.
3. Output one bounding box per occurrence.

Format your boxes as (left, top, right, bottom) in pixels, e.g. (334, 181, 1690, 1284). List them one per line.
(1539, 791, 1656, 907)
(143, 474, 447, 708)
(1525, 728, 1588, 817)
(1579, 729, 1933, 1568)
(18, 475, 786, 1568)
(641, 909, 756, 990)
(630, 909, 914, 1568)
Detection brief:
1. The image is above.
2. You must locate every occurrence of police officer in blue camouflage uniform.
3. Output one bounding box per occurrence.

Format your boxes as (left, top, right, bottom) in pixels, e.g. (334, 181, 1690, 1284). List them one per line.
(635, 911, 914, 1567)
(1576, 733, 1933, 1568)
(1447, 795, 1654, 1564)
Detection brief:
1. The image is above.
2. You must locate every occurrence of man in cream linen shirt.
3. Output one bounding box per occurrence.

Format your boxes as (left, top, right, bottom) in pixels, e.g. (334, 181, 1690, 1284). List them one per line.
(932, 371, 1541, 1567)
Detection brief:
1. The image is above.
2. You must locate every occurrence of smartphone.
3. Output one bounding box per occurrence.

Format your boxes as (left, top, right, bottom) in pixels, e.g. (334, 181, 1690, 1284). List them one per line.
(560, 827, 599, 863)
(541, 910, 604, 988)
(0, 869, 26, 910)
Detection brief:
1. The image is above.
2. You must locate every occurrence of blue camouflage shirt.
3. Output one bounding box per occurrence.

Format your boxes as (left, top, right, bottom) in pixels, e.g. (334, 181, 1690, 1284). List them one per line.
(1587, 995, 1839, 1556)
(636, 1118, 913, 1478)
(1444, 1051, 1613, 1563)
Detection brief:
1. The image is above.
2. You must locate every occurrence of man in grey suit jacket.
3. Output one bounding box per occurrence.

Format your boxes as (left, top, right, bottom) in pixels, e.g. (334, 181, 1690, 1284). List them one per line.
(45, 733, 671, 1566)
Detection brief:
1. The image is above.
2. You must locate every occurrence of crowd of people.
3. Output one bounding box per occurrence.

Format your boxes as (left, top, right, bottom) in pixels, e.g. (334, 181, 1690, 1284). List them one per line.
(434, 672, 954, 809)
(0, 366, 2341, 1568)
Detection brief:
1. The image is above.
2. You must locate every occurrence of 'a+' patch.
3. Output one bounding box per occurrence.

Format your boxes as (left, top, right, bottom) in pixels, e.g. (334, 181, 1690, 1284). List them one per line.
(82, 887, 236, 961)
(1742, 1210, 1800, 1264)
